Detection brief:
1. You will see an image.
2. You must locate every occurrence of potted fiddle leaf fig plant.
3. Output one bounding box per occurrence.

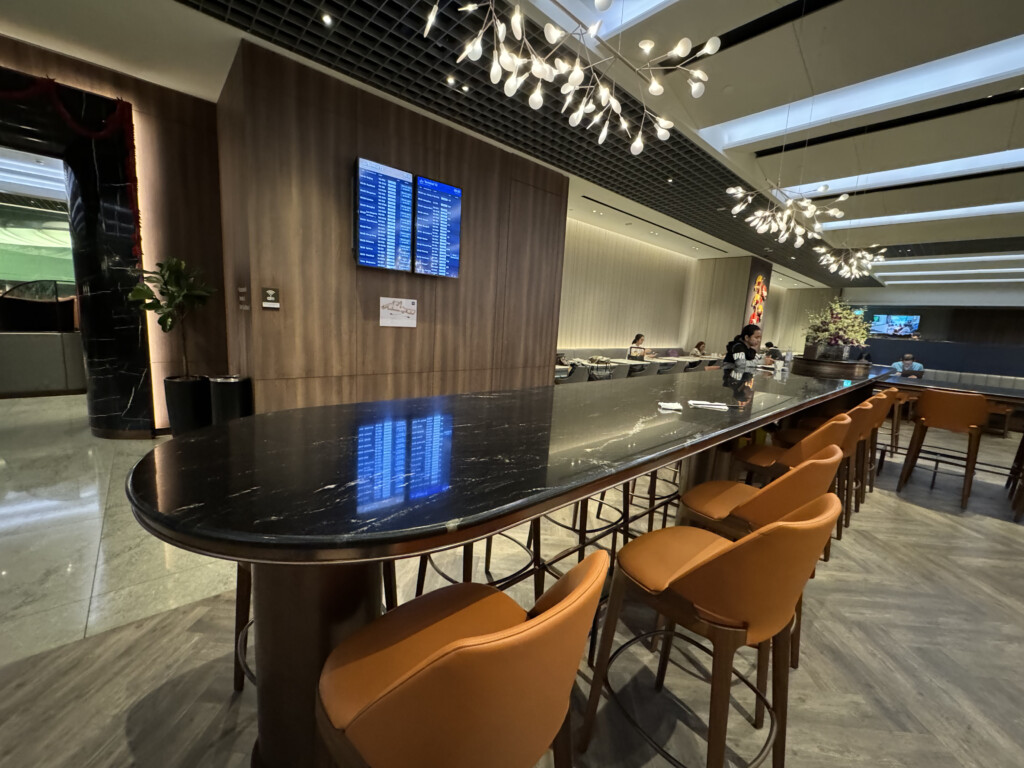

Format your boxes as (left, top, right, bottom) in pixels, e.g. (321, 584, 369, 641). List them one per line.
(129, 258, 214, 435)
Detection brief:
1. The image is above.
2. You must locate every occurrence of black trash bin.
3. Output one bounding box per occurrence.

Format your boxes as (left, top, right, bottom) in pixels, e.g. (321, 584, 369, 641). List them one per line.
(210, 375, 255, 425)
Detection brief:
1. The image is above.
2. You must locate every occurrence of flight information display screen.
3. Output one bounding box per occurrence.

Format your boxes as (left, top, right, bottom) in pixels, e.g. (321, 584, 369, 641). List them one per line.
(409, 414, 453, 499)
(414, 176, 462, 278)
(356, 419, 407, 513)
(355, 158, 413, 271)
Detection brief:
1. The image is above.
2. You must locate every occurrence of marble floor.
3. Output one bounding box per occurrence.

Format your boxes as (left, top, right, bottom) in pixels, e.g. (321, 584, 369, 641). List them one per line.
(0, 395, 235, 667)
(0, 394, 1022, 767)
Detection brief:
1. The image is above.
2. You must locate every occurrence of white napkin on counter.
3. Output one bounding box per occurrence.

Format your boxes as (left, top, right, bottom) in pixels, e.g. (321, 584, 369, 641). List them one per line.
(687, 400, 730, 411)
(658, 401, 684, 412)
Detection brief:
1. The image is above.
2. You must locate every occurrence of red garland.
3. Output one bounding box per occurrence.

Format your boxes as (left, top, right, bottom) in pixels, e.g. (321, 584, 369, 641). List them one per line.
(0, 76, 143, 257)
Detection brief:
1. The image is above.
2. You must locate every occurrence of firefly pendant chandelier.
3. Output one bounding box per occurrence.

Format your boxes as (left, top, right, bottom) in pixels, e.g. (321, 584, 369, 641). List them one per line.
(726, 183, 850, 249)
(814, 244, 887, 279)
(423, 1, 721, 155)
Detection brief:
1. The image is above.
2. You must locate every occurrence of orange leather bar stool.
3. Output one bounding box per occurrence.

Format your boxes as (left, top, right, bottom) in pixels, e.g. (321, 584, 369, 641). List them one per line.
(896, 389, 990, 509)
(579, 495, 842, 768)
(731, 414, 852, 483)
(889, 390, 918, 452)
(317, 550, 608, 768)
(987, 401, 1015, 438)
(865, 389, 897, 490)
(680, 445, 842, 540)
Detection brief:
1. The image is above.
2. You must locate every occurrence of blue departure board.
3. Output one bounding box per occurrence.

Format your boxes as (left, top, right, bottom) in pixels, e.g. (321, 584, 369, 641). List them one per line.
(409, 414, 453, 499)
(414, 176, 462, 278)
(356, 158, 413, 271)
(355, 414, 452, 513)
(356, 419, 407, 513)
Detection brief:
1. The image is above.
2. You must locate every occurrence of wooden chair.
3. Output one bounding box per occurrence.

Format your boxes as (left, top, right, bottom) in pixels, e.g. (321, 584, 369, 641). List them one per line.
(579, 495, 841, 768)
(897, 389, 990, 509)
(316, 551, 608, 768)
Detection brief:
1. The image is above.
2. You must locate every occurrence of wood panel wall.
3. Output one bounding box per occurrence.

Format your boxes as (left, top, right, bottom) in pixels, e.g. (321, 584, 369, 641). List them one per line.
(219, 42, 568, 412)
(0, 34, 227, 428)
(557, 219, 698, 350)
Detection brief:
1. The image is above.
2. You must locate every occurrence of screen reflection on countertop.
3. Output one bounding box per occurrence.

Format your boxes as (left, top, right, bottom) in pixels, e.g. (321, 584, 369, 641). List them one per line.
(356, 414, 452, 513)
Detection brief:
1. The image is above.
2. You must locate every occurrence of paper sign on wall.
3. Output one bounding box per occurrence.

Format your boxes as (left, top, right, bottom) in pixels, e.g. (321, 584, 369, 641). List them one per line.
(380, 297, 417, 328)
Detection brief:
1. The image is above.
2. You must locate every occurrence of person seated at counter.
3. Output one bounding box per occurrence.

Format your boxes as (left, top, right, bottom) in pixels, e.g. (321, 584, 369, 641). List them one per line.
(892, 353, 925, 378)
(628, 333, 655, 360)
(690, 341, 706, 356)
(724, 324, 762, 364)
(764, 342, 783, 361)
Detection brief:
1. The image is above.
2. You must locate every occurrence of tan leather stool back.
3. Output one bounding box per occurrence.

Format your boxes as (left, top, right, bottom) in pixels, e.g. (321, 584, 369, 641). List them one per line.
(779, 413, 852, 467)
(731, 444, 842, 529)
(670, 494, 841, 645)
(345, 550, 608, 768)
(840, 401, 877, 455)
(916, 389, 989, 433)
(867, 388, 897, 430)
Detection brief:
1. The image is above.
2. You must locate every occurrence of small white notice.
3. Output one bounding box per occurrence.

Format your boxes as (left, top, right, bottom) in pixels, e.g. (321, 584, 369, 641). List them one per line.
(380, 297, 417, 328)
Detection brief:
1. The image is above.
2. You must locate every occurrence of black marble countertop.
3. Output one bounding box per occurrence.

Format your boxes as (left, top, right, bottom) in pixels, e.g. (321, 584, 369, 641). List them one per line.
(127, 366, 890, 562)
(884, 372, 1024, 403)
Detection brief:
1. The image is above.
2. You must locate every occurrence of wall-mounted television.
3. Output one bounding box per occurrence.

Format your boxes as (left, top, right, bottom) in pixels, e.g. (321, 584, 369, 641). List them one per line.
(414, 176, 462, 278)
(871, 314, 920, 336)
(355, 158, 413, 272)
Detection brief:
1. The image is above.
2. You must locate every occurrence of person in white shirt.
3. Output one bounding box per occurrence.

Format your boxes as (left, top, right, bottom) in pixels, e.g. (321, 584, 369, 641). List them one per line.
(690, 341, 706, 356)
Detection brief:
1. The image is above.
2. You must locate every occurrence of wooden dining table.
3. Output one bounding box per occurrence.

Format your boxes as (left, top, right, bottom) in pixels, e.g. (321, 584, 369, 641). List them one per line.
(126, 366, 891, 767)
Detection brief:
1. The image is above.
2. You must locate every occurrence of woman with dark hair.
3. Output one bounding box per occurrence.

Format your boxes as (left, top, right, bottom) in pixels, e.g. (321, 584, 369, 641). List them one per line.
(725, 324, 762, 364)
(627, 333, 653, 361)
(690, 341, 706, 356)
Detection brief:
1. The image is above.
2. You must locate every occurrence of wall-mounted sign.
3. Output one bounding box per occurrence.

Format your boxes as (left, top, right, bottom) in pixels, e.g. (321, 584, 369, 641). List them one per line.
(262, 287, 280, 310)
(380, 297, 417, 328)
(237, 285, 250, 311)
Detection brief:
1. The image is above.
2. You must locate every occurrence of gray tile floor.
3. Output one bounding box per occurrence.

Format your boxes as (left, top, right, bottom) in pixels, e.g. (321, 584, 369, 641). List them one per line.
(1, 395, 1022, 767)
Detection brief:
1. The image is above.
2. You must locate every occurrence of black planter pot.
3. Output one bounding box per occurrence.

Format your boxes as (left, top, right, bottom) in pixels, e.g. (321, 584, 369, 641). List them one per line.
(164, 376, 212, 436)
(210, 375, 255, 425)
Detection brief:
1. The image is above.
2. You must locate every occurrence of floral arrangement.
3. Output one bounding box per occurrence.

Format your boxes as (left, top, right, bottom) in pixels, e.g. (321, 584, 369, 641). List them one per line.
(805, 297, 869, 346)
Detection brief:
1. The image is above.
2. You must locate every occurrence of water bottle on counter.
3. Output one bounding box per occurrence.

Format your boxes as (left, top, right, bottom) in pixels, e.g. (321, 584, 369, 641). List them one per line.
(784, 348, 793, 366)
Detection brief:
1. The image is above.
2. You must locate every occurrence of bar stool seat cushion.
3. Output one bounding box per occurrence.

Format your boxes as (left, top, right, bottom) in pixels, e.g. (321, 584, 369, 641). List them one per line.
(618, 526, 732, 593)
(681, 481, 759, 520)
(319, 582, 526, 730)
(732, 442, 786, 467)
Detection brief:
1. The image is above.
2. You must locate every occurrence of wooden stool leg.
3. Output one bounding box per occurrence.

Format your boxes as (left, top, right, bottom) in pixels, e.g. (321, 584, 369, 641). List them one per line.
(772, 622, 793, 768)
(843, 457, 855, 529)
(552, 709, 573, 768)
(654, 618, 677, 691)
(962, 429, 982, 509)
(707, 633, 742, 768)
(415, 555, 429, 597)
(579, 571, 629, 750)
(382, 560, 397, 612)
(754, 641, 769, 729)
(790, 595, 802, 670)
(897, 423, 928, 492)
(233, 562, 252, 692)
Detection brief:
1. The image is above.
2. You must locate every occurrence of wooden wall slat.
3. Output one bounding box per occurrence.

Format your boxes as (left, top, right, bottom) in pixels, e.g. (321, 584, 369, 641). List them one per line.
(220, 42, 568, 411)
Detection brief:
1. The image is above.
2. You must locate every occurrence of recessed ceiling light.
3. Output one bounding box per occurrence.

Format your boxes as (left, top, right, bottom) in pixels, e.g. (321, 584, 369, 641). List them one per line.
(790, 256, 796, 260)
(598, 212, 603, 215)
(322, 13, 333, 26)
(700, 34, 1024, 150)
(446, 75, 455, 85)
(821, 200, 1024, 230)
(778, 147, 1024, 199)
(649, 230, 654, 234)
(639, 40, 655, 55)
(693, 246, 699, 250)
(667, 178, 673, 183)
(461, 85, 469, 92)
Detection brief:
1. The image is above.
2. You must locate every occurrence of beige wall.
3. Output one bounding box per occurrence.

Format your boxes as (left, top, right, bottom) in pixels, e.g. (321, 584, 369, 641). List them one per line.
(557, 219, 698, 350)
(766, 287, 837, 353)
(680, 256, 752, 355)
